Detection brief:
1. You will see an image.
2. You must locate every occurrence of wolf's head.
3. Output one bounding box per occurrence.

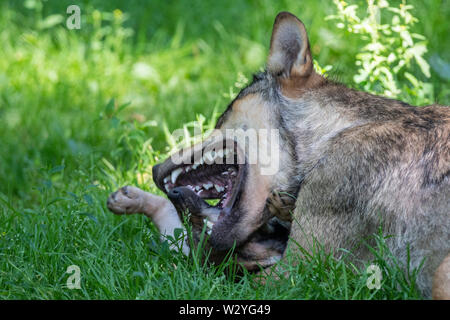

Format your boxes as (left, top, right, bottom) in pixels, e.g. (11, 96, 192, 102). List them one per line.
(153, 12, 326, 251)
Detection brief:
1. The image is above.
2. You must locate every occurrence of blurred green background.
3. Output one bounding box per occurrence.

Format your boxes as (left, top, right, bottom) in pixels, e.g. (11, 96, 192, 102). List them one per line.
(0, 0, 448, 299)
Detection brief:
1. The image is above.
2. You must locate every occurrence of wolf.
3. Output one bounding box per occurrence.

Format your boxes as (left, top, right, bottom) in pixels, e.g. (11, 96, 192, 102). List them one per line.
(107, 12, 450, 298)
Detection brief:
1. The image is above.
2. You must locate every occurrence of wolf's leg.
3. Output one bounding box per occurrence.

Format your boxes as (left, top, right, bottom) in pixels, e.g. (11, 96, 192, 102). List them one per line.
(432, 254, 450, 300)
(107, 186, 189, 255)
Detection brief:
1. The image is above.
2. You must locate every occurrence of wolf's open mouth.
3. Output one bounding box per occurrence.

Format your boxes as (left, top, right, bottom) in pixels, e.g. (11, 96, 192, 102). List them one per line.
(156, 145, 246, 219)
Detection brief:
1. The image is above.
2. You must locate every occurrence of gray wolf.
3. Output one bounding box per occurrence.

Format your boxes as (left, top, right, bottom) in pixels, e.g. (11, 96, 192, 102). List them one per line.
(108, 12, 450, 299)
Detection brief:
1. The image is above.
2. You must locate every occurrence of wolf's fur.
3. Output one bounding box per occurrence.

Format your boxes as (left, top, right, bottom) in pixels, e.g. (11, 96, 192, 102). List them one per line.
(109, 12, 450, 298)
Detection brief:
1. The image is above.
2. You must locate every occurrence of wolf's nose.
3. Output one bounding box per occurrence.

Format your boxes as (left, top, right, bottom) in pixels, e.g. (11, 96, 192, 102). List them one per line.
(168, 187, 182, 200)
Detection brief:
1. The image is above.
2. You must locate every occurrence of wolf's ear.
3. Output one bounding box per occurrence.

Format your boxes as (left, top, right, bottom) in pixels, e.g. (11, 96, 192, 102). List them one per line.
(267, 12, 312, 78)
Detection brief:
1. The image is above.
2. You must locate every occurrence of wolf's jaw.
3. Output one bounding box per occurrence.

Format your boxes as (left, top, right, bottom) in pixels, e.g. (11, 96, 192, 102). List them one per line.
(160, 147, 243, 212)
(163, 163, 238, 209)
(163, 148, 235, 184)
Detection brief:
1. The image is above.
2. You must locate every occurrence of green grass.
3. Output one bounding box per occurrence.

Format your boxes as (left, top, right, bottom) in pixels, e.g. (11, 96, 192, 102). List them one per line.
(0, 0, 448, 299)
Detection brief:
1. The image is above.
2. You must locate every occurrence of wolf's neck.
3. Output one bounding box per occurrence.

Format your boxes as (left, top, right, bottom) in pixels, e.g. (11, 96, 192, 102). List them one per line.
(282, 90, 366, 178)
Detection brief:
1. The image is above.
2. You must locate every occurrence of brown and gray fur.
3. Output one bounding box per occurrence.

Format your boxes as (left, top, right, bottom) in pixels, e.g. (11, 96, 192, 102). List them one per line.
(108, 12, 450, 298)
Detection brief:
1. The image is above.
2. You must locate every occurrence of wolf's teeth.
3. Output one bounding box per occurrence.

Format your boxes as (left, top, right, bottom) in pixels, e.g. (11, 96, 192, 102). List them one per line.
(203, 151, 214, 163)
(214, 150, 224, 164)
(224, 149, 233, 157)
(203, 219, 214, 235)
(203, 183, 213, 190)
(206, 221, 214, 229)
(171, 168, 183, 184)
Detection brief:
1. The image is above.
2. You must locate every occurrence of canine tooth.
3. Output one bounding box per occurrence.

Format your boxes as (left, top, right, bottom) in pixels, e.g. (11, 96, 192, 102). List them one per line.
(195, 185, 201, 191)
(192, 164, 199, 169)
(203, 183, 213, 190)
(171, 168, 183, 184)
(213, 150, 224, 164)
(165, 184, 170, 192)
(203, 219, 214, 235)
(206, 221, 214, 229)
(199, 158, 204, 165)
(214, 185, 224, 192)
(163, 177, 169, 183)
(203, 151, 214, 163)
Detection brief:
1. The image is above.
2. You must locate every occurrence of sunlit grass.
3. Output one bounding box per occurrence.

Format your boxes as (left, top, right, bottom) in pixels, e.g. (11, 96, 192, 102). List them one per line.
(0, 0, 448, 299)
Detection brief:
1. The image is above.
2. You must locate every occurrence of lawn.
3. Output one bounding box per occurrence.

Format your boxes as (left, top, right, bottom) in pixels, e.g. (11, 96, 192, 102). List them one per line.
(0, 0, 448, 299)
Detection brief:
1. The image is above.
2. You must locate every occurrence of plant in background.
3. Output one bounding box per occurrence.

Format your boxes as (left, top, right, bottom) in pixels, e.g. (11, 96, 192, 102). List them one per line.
(222, 71, 249, 100)
(163, 111, 220, 156)
(327, 0, 434, 105)
(163, 71, 251, 157)
(313, 60, 333, 77)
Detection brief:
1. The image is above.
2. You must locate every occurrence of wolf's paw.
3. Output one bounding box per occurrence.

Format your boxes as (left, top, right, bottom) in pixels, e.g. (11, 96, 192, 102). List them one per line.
(106, 186, 145, 214)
